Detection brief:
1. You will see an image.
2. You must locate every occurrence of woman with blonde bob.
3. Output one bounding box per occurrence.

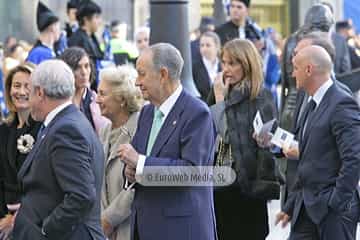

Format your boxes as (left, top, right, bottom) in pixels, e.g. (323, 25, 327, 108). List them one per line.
(0, 63, 41, 239)
(96, 65, 143, 240)
(209, 39, 278, 240)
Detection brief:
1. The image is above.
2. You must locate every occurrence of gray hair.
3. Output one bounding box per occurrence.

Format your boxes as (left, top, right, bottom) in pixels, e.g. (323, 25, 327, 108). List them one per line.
(99, 65, 143, 113)
(31, 60, 75, 99)
(149, 43, 184, 81)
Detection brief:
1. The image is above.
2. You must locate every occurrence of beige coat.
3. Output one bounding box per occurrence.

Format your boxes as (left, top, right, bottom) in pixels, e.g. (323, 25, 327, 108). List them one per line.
(99, 112, 138, 240)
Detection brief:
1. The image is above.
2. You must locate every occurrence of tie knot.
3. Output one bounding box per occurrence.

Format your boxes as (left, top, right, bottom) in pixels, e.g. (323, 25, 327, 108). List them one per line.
(154, 109, 164, 119)
(308, 99, 316, 111)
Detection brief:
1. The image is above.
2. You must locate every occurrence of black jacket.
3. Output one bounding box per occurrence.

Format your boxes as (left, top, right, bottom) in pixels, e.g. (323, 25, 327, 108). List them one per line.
(215, 18, 262, 46)
(192, 58, 221, 102)
(0, 117, 41, 217)
(68, 28, 103, 64)
(210, 87, 279, 199)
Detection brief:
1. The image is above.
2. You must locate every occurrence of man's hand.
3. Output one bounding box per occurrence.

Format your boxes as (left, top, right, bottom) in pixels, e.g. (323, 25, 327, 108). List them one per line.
(101, 218, 113, 237)
(283, 144, 299, 159)
(275, 211, 291, 228)
(124, 165, 136, 183)
(118, 144, 139, 169)
(253, 132, 273, 148)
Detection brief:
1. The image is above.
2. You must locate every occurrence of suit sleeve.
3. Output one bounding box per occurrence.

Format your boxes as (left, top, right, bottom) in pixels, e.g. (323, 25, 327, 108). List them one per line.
(339, 38, 352, 74)
(143, 108, 215, 167)
(42, 124, 97, 237)
(328, 97, 360, 211)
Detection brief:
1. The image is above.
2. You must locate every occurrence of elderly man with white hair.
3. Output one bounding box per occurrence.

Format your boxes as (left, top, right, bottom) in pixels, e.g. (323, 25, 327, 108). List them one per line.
(119, 43, 217, 240)
(13, 60, 106, 240)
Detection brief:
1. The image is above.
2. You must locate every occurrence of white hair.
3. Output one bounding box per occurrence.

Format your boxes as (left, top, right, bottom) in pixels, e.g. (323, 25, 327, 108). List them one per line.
(31, 60, 75, 99)
(149, 43, 184, 81)
(99, 65, 142, 113)
(134, 26, 150, 40)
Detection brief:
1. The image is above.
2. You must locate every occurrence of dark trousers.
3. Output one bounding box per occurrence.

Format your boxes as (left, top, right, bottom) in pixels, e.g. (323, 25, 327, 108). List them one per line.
(290, 195, 360, 240)
(214, 188, 269, 240)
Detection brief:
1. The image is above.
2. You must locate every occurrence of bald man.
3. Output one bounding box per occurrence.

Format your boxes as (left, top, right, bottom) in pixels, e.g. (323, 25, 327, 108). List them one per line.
(276, 46, 360, 240)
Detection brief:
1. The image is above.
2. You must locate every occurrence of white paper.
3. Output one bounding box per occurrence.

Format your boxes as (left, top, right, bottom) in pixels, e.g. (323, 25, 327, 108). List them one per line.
(253, 111, 263, 135)
(271, 128, 295, 149)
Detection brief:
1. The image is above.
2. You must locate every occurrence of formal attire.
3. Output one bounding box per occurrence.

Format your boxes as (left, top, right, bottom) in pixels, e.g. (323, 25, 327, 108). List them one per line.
(211, 87, 278, 240)
(283, 80, 360, 240)
(282, 76, 352, 209)
(100, 112, 138, 240)
(0, 117, 41, 218)
(129, 86, 217, 240)
(192, 57, 221, 102)
(26, 40, 56, 65)
(13, 103, 106, 240)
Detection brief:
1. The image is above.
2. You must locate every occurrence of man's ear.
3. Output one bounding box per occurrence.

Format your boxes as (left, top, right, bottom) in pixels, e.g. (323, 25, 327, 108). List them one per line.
(37, 87, 46, 100)
(159, 67, 169, 84)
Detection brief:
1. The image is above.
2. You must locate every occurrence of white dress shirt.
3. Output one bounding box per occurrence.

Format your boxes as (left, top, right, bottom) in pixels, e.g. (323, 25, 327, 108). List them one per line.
(43, 101, 72, 127)
(311, 79, 333, 109)
(131, 85, 183, 186)
(202, 57, 219, 84)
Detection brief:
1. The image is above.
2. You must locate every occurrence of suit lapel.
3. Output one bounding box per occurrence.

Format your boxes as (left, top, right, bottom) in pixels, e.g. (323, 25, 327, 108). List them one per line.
(141, 106, 155, 155)
(17, 127, 49, 180)
(199, 59, 212, 93)
(18, 105, 77, 180)
(150, 91, 186, 157)
(300, 85, 334, 153)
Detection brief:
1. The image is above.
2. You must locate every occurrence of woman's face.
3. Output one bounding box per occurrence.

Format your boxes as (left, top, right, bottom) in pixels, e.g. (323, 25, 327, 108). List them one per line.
(96, 80, 122, 120)
(74, 56, 91, 90)
(222, 50, 244, 86)
(10, 71, 31, 111)
(200, 36, 218, 61)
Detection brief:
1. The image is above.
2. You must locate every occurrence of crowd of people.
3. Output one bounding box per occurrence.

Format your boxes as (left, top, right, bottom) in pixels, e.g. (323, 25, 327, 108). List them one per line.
(0, 0, 360, 240)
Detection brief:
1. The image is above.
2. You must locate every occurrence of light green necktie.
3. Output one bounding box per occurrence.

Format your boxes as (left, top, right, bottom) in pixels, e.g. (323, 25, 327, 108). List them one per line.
(146, 108, 164, 155)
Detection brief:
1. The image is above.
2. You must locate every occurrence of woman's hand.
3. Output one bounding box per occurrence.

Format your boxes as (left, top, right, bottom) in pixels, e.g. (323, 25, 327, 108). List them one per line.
(101, 218, 114, 237)
(213, 72, 228, 103)
(0, 214, 15, 239)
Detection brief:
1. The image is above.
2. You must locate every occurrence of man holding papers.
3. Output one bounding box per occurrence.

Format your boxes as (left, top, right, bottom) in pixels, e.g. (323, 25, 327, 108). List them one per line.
(276, 46, 360, 240)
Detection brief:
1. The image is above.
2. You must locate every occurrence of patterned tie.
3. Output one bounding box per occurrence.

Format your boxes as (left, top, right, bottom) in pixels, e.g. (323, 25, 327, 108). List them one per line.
(146, 108, 164, 155)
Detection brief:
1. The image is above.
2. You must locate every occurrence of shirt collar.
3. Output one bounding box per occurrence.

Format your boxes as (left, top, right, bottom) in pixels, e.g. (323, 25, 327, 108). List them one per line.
(158, 85, 183, 121)
(311, 79, 333, 107)
(202, 57, 219, 70)
(43, 101, 72, 127)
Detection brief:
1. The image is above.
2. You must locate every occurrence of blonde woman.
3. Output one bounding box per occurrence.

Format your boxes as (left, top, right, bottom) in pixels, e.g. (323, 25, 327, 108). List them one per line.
(209, 39, 278, 240)
(96, 65, 143, 240)
(0, 63, 40, 239)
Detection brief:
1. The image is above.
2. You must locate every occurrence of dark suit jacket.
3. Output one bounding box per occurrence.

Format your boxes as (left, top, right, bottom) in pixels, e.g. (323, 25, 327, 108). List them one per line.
(332, 32, 352, 74)
(130, 90, 217, 240)
(192, 58, 221, 102)
(283, 84, 360, 225)
(282, 77, 352, 208)
(13, 105, 105, 240)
